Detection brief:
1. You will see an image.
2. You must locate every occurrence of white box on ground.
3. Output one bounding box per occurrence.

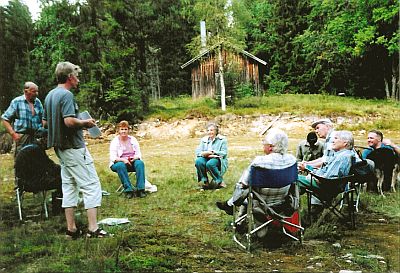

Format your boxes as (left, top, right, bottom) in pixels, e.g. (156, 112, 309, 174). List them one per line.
(78, 110, 102, 138)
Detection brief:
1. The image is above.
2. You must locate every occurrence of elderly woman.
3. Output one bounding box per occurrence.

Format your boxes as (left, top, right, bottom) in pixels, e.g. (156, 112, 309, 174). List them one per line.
(195, 123, 228, 189)
(109, 121, 147, 198)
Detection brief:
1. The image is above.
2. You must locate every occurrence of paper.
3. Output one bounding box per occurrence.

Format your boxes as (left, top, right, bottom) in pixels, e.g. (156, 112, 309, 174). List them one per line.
(97, 218, 130, 226)
(78, 111, 101, 138)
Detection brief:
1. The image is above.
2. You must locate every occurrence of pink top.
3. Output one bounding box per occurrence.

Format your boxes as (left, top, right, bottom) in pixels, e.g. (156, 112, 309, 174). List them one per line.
(109, 135, 142, 167)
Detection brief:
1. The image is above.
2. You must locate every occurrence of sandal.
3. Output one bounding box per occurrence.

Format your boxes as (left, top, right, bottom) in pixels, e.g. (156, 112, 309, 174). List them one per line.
(66, 228, 83, 240)
(86, 228, 109, 238)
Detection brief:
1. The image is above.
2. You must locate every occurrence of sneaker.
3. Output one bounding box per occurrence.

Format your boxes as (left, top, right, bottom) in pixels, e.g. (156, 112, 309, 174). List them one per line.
(216, 201, 233, 215)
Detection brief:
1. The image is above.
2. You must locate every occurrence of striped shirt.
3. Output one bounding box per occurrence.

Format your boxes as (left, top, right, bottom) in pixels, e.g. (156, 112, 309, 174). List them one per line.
(1, 95, 43, 134)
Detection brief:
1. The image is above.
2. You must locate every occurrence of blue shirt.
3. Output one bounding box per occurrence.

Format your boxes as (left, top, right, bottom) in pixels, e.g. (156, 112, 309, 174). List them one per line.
(315, 149, 355, 179)
(362, 144, 393, 159)
(1, 94, 43, 134)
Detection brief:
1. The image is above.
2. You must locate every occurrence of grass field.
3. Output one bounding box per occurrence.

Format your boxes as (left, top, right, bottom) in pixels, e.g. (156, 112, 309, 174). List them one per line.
(0, 94, 399, 272)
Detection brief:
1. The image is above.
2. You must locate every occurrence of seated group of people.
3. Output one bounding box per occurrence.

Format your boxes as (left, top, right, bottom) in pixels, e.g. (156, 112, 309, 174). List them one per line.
(215, 118, 399, 216)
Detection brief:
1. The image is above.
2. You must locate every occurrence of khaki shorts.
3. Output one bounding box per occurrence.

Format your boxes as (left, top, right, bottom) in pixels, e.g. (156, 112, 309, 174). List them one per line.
(56, 147, 102, 209)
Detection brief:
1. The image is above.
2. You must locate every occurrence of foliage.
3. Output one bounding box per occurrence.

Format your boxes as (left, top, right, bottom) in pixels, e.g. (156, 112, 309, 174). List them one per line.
(0, 0, 34, 110)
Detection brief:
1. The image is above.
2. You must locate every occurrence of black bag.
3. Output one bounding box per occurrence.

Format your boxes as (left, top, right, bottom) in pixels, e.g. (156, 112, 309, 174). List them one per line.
(350, 157, 375, 183)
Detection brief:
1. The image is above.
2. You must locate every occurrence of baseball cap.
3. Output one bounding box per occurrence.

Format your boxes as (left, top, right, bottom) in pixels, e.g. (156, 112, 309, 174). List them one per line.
(311, 118, 333, 129)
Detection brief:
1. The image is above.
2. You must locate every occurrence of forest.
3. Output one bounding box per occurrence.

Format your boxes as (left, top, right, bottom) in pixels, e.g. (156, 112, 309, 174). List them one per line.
(0, 0, 398, 123)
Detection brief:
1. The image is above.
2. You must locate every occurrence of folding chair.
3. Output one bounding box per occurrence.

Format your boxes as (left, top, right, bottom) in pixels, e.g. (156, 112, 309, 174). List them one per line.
(14, 144, 62, 220)
(233, 164, 304, 252)
(115, 172, 136, 193)
(306, 172, 357, 228)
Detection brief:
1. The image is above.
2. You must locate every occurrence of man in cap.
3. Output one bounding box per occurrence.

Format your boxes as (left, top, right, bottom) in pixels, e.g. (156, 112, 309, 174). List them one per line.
(44, 61, 106, 239)
(298, 118, 335, 172)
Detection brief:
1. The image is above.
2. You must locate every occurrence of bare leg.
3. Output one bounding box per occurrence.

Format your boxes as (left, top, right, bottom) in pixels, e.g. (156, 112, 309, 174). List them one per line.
(65, 207, 76, 231)
(87, 207, 98, 232)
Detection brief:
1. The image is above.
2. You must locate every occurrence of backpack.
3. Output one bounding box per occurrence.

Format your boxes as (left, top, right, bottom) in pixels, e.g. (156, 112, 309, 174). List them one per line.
(350, 157, 375, 183)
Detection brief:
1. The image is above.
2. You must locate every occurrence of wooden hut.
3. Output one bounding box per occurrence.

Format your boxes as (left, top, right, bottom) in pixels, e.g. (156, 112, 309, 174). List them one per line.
(181, 44, 267, 98)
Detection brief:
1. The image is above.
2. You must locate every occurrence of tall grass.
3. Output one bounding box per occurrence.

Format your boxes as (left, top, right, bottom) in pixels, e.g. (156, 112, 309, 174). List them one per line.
(0, 94, 399, 272)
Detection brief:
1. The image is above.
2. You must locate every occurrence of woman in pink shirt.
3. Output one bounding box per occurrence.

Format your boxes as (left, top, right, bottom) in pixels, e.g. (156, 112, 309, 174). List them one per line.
(109, 120, 146, 198)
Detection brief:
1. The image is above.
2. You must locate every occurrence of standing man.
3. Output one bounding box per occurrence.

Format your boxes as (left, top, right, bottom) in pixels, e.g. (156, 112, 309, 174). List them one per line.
(1, 82, 44, 156)
(44, 61, 107, 239)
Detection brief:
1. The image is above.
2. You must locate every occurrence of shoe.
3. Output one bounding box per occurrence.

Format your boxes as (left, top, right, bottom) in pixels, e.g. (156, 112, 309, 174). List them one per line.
(216, 201, 233, 215)
(137, 190, 147, 198)
(125, 191, 135, 199)
(66, 228, 83, 240)
(217, 182, 227, 189)
(86, 228, 109, 238)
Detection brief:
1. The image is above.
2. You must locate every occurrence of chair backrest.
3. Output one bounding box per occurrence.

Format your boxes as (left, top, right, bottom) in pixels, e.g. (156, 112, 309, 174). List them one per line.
(15, 144, 61, 193)
(249, 163, 298, 188)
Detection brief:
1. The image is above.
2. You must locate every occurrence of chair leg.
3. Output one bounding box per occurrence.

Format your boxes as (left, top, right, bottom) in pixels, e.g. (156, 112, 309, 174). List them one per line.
(16, 188, 23, 221)
(42, 191, 48, 219)
(246, 193, 254, 252)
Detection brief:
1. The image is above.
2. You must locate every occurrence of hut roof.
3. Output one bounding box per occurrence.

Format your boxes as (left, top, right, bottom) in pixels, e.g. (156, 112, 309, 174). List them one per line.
(180, 43, 267, 69)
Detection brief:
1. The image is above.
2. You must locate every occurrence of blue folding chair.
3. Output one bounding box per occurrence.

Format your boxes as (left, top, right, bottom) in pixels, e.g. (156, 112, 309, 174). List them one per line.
(233, 163, 304, 252)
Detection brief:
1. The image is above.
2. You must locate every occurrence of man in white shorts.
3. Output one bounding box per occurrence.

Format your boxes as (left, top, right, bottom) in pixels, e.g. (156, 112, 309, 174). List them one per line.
(44, 61, 106, 239)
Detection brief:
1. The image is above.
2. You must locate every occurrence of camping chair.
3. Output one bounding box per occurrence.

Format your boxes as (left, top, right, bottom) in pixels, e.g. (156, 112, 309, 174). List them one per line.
(115, 172, 136, 193)
(14, 144, 62, 220)
(232, 164, 304, 252)
(306, 172, 357, 229)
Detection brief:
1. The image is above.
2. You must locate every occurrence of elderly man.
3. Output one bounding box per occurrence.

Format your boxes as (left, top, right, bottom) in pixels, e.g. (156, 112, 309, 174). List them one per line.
(297, 130, 357, 195)
(44, 61, 105, 239)
(298, 118, 335, 172)
(1, 82, 44, 156)
(216, 128, 297, 215)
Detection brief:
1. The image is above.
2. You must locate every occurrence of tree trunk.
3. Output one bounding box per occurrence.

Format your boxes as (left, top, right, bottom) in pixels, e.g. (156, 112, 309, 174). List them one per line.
(218, 47, 226, 111)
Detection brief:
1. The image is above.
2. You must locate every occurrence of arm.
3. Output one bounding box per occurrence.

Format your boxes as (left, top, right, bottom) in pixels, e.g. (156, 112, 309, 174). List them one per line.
(296, 142, 303, 162)
(130, 136, 142, 160)
(1, 119, 20, 141)
(382, 139, 400, 155)
(64, 116, 96, 129)
(212, 137, 227, 158)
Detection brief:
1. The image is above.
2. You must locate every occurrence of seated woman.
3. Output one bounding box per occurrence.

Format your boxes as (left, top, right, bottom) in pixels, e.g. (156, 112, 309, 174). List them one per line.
(195, 123, 228, 189)
(109, 120, 147, 198)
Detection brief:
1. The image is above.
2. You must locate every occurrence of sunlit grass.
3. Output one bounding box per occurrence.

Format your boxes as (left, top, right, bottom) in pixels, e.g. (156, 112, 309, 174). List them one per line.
(0, 95, 399, 272)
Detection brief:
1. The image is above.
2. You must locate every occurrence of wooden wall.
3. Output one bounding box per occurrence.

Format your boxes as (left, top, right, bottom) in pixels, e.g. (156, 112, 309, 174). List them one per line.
(191, 50, 262, 98)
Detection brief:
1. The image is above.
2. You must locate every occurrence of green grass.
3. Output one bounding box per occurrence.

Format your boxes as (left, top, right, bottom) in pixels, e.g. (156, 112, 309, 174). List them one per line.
(0, 94, 399, 272)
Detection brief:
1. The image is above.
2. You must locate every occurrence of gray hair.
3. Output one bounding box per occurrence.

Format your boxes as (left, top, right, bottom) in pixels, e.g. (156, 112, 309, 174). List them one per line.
(262, 128, 288, 154)
(55, 61, 82, 84)
(207, 122, 219, 134)
(23, 82, 38, 91)
(335, 130, 354, 150)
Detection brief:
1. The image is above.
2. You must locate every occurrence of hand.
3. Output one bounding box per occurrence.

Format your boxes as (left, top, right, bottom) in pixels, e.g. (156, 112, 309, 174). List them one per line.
(123, 158, 131, 166)
(12, 132, 21, 141)
(84, 118, 96, 128)
(201, 151, 213, 157)
(298, 162, 306, 171)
